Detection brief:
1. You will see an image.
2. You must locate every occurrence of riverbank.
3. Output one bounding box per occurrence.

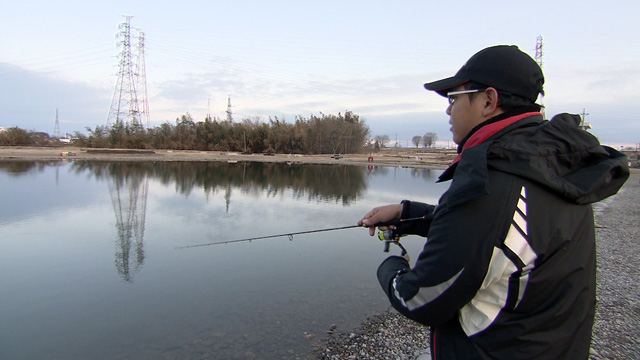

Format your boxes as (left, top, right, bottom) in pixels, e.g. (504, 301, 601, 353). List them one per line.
(0, 146, 455, 169)
(315, 170, 639, 360)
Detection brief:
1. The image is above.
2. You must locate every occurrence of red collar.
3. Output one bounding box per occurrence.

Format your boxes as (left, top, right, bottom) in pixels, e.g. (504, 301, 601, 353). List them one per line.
(450, 112, 542, 165)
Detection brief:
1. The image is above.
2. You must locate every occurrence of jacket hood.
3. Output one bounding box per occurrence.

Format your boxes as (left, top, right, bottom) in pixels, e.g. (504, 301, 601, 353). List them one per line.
(441, 113, 629, 206)
(487, 113, 629, 204)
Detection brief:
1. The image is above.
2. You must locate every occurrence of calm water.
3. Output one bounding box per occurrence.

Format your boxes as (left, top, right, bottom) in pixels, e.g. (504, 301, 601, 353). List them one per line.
(0, 160, 447, 360)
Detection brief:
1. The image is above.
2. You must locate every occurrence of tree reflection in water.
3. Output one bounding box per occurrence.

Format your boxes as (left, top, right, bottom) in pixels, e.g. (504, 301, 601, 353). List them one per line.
(69, 161, 370, 282)
(0, 160, 439, 283)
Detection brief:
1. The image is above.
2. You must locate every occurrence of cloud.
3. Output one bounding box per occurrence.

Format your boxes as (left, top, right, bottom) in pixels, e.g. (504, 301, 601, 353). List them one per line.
(0, 63, 110, 134)
(2, 61, 636, 146)
(145, 69, 451, 143)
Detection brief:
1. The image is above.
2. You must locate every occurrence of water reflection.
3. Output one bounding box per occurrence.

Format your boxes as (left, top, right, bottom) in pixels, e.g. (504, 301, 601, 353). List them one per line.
(0, 160, 441, 283)
(70, 161, 372, 281)
(107, 169, 148, 282)
(0, 160, 441, 191)
(0, 159, 446, 360)
(71, 161, 371, 204)
(0, 160, 61, 175)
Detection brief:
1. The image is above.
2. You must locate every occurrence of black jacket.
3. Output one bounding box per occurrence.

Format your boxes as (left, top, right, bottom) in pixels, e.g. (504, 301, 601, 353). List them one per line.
(377, 112, 629, 360)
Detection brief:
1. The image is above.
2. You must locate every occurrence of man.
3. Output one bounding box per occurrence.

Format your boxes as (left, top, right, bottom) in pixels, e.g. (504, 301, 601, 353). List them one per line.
(358, 45, 629, 359)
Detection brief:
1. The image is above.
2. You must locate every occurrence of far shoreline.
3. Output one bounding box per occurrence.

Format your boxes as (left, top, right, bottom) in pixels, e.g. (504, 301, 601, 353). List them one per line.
(0, 146, 455, 170)
(3, 146, 637, 176)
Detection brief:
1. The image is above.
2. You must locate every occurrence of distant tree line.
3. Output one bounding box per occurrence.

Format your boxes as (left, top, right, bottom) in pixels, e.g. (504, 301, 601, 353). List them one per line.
(0, 127, 52, 146)
(0, 111, 372, 154)
(412, 132, 439, 148)
(0, 112, 443, 152)
(370, 132, 438, 149)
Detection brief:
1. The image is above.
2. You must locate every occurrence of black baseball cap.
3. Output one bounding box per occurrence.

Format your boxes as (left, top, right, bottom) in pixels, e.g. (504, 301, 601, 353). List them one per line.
(424, 45, 544, 103)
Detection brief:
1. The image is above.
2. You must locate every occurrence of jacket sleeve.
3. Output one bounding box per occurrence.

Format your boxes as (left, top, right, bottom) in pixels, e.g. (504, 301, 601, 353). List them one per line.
(397, 200, 436, 237)
(378, 186, 517, 326)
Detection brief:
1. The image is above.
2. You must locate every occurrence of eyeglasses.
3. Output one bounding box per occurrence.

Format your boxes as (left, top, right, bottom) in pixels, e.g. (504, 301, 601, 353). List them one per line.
(447, 89, 486, 105)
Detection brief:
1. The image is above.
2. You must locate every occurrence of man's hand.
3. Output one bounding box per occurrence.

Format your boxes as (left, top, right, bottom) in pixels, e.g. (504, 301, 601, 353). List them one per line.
(358, 204, 403, 236)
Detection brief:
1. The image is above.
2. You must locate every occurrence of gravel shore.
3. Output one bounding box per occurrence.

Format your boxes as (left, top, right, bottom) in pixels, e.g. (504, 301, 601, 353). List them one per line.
(316, 170, 639, 360)
(591, 170, 640, 360)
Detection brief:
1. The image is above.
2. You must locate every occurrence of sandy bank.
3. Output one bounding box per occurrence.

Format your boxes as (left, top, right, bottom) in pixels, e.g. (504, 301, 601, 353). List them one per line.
(0, 146, 455, 169)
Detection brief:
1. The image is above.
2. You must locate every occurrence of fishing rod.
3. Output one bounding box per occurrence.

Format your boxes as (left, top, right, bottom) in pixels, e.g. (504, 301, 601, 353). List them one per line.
(175, 224, 361, 249)
(175, 215, 429, 254)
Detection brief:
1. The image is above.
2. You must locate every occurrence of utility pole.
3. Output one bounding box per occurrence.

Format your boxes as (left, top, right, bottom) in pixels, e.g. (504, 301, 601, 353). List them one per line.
(580, 108, 592, 131)
(207, 98, 211, 121)
(107, 15, 141, 128)
(243, 130, 247, 154)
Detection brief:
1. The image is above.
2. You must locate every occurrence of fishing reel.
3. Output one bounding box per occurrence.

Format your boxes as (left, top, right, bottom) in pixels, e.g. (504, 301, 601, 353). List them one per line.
(378, 228, 407, 256)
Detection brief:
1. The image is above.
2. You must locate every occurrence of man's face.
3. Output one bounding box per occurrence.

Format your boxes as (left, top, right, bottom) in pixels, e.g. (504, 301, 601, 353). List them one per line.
(446, 86, 485, 144)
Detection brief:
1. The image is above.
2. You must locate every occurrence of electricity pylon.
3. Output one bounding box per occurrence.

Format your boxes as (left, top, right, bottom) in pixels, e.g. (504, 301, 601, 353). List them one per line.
(53, 108, 61, 138)
(107, 15, 141, 128)
(136, 30, 150, 128)
(535, 36, 545, 119)
(226, 95, 233, 122)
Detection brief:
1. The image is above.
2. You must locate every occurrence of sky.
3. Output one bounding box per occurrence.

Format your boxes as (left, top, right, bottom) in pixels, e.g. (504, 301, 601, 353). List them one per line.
(1, 0, 639, 148)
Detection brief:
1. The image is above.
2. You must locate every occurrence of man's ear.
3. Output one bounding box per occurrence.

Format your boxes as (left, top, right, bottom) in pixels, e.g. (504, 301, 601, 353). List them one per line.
(482, 88, 500, 117)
